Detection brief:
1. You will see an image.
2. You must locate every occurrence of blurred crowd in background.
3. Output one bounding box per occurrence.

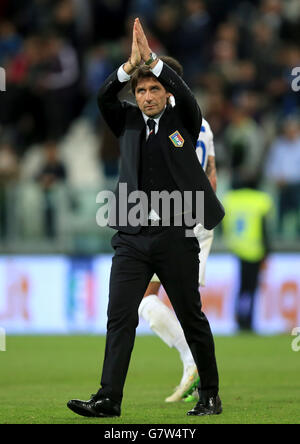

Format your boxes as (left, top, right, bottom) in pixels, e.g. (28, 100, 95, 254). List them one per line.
(0, 0, 300, 251)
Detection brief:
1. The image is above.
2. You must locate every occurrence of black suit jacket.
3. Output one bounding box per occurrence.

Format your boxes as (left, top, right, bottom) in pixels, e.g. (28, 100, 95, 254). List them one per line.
(98, 62, 225, 233)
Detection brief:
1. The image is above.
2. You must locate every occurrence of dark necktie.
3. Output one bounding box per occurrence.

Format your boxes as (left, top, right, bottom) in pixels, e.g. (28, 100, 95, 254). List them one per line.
(147, 119, 156, 142)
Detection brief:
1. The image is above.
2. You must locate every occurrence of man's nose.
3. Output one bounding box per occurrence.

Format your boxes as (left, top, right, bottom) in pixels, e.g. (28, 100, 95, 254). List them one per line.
(145, 90, 153, 102)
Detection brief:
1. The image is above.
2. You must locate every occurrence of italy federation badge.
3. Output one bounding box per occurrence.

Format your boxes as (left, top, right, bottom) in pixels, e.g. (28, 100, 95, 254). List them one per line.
(169, 131, 184, 147)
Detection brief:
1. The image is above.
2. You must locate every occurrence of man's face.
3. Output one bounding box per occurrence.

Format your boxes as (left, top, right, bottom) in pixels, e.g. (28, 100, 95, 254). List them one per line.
(135, 77, 171, 117)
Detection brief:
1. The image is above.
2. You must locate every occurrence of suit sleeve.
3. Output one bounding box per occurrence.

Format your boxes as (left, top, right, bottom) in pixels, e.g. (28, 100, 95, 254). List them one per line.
(156, 62, 202, 142)
(97, 70, 128, 138)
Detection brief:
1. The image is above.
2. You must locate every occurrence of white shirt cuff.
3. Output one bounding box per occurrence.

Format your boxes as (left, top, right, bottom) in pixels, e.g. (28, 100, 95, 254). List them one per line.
(117, 59, 163, 83)
(150, 59, 163, 77)
(117, 64, 131, 83)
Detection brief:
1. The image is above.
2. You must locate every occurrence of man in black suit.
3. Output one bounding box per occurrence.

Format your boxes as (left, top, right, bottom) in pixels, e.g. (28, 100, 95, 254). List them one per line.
(68, 18, 224, 418)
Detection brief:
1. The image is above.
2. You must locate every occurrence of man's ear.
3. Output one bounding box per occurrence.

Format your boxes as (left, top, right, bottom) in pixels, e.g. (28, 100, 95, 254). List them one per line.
(166, 92, 173, 105)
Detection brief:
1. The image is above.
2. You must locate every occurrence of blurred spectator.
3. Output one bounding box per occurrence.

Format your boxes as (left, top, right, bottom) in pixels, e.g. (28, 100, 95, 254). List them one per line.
(36, 141, 67, 239)
(249, 21, 279, 89)
(222, 178, 273, 331)
(5, 0, 53, 36)
(281, 45, 300, 115)
(281, 0, 300, 43)
(234, 61, 260, 96)
(282, 0, 300, 21)
(1, 32, 81, 150)
(175, 0, 212, 86)
(214, 21, 246, 58)
(265, 117, 300, 235)
(209, 38, 240, 91)
(99, 122, 120, 191)
(0, 141, 19, 240)
(0, 35, 46, 151)
(150, 4, 179, 57)
(129, 0, 162, 24)
(264, 44, 300, 118)
(92, 0, 132, 42)
(82, 44, 113, 127)
(38, 33, 81, 140)
(52, 0, 79, 51)
(71, 0, 94, 50)
(0, 21, 22, 66)
(224, 94, 265, 188)
(206, 0, 249, 26)
(258, 0, 284, 32)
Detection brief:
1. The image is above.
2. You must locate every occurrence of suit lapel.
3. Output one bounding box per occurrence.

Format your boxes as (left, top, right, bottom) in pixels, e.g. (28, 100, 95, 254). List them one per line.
(157, 106, 179, 185)
(123, 108, 145, 185)
(135, 111, 145, 181)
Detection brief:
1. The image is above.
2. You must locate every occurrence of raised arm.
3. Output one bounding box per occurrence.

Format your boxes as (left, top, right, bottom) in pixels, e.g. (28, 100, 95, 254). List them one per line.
(97, 20, 141, 137)
(135, 18, 201, 142)
(97, 71, 127, 137)
(157, 63, 202, 142)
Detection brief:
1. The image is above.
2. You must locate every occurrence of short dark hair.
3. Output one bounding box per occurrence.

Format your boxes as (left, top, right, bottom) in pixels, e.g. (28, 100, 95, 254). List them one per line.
(131, 65, 157, 94)
(130, 56, 184, 94)
(159, 56, 184, 77)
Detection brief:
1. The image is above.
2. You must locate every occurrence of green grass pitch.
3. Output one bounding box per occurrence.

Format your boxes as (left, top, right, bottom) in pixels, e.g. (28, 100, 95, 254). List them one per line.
(0, 334, 299, 424)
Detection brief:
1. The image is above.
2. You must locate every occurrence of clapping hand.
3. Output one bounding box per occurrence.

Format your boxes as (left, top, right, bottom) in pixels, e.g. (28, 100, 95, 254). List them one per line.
(134, 18, 152, 63)
(130, 19, 142, 68)
(123, 18, 141, 74)
(124, 18, 157, 75)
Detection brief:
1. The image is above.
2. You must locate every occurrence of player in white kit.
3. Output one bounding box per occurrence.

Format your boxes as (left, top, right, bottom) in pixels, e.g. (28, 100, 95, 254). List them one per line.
(138, 56, 217, 403)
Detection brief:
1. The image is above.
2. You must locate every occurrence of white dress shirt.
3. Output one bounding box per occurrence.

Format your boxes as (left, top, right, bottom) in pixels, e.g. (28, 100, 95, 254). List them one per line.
(117, 60, 165, 221)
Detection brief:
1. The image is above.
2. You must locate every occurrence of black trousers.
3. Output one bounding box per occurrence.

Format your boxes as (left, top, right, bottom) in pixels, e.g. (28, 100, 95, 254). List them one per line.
(278, 183, 300, 234)
(236, 259, 262, 331)
(97, 225, 219, 404)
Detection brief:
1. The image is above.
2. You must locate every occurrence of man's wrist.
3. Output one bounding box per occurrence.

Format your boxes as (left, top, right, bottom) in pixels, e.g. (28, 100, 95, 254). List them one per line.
(145, 51, 158, 66)
(148, 58, 159, 70)
(123, 59, 138, 76)
(128, 58, 137, 70)
(149, 58, 163, 76)
(117, 64, 131, 82)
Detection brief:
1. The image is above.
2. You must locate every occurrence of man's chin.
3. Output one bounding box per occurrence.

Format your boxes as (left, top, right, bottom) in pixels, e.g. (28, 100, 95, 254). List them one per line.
(144, 110, 156, 117)
(144, 108, 160, 117)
